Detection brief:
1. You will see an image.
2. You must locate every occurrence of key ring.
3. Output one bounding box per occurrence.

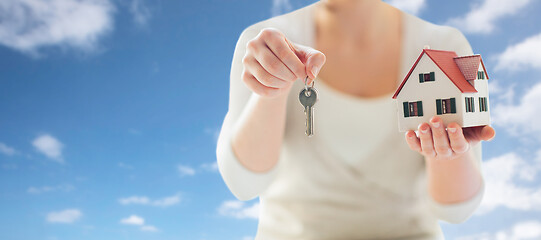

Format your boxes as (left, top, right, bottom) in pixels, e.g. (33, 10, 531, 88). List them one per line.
(303, 76, 315, 97)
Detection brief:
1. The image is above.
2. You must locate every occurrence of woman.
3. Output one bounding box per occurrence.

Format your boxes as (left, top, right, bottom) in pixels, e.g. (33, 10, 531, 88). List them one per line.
(216, 0, 496, 239)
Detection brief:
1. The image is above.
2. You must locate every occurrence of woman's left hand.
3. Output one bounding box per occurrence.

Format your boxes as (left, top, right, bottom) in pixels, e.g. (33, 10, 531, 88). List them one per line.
(404, 116, 496, 160)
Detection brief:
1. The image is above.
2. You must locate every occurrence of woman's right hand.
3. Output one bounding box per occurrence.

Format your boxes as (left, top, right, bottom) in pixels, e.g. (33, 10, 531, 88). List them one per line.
(242, 28, 326, 98)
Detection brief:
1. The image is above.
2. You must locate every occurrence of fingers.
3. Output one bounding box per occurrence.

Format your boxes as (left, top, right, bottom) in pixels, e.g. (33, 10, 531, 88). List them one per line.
(411, 118, 493, 158)
(481, 126, 496, 141)
(305, 51, 326, 84)
(243, 56, 290, 88)
(243, 28, 327, 97)
(418, 123, 436, 158)
(429, 116, 452, 157)
(405, 130, 422, 152)
(463, 125, 496, 143)
(248, 40, 297, 82)
(447, 122, 469, 154)
(293, 43, 326, 84)
(264, 32, 306, 80)
(241, 71, 282, 97)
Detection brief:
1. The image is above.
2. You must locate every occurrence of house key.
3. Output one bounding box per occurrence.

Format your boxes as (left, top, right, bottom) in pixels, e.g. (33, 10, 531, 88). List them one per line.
(299, 77, 318, 137)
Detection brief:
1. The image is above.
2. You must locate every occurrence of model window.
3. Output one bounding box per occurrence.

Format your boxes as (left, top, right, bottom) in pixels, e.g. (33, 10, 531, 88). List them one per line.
(419, 72, 435, 83)
(479, 97, 488, 112)
(436, 98, 456, 115)
(403, 101, 424, 117)
(477, 71, 485, 79)
(465, 97, 475, 112)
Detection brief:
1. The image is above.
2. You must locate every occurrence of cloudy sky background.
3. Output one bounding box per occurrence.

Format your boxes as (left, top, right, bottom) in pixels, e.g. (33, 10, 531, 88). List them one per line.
(1, 0, 541, 239)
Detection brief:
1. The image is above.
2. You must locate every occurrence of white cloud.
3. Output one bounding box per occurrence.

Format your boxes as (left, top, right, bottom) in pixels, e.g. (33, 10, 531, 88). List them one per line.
(489, 80, 515, 105)
(512, 221, 541, 239)
(28, 184, 74, 194)
(151, 61, 160, 73)
(387, 0, 426, 15)
(117, 162, 134, 169)
(0, 0, 115, 56)
(118, 196, 150, 205)
(204, 127, 220, 143)
(242, 237, 254, 240)
(128, 128, 142, 135)
(456, 220, 541, 240)
(495, 32, 541, 71)
(129, 0, 151, 27)
(476, 152, 541, 215)
(271, 0, 292, 16)
(120, 215, 144, 225)
(218, 200, 259, 220)
(120, 215, 159, 232)
(177, 164, 195, 176)
(0, 143, 16, 156)
(492, 82, 541, 140)
(140, 225, 159, 232)
(118, 193, 181, 207)
(32, 134, 64, 163)
(46, 209, 82, 223)
(200, 162, 219, 172)
(446, 0, 532, 34)
(151, 194, 181, 207)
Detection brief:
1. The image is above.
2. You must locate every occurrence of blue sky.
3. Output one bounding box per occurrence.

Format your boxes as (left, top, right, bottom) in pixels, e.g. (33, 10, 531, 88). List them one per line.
(0, 0, 541, 239)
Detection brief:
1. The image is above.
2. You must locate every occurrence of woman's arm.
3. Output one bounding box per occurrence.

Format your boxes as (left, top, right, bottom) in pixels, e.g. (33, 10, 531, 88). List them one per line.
(216, 27, 325, 200)
(405, 117, 494, 223)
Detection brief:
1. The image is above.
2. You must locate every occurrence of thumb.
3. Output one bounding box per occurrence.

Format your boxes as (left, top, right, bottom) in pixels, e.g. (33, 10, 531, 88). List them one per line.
(481, 125, 496, 141)
(286, 39, 326, 84)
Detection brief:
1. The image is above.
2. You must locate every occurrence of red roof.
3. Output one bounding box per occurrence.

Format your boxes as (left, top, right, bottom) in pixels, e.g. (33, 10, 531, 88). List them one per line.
(454, 55, 489, 81)
(392, 49, 481, 99)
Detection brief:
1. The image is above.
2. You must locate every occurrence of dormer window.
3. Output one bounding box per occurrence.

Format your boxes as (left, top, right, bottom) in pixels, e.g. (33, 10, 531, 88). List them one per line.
(418, 72, 435, 83)
(477, 71, 485, 79)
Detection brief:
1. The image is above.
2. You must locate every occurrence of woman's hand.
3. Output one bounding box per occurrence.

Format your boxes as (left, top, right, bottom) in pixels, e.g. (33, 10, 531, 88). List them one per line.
(242, 28, 326, 98)
(404, 116, 496, 161)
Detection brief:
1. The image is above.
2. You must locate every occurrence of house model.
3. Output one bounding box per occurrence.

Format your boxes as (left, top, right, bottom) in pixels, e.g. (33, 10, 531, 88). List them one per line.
(392, 48, 491, 132)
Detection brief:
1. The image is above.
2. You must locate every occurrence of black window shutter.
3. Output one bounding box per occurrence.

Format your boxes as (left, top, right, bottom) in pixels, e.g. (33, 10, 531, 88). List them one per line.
(479, 97, 483, 111)
(483, 98, 486, 111)
(465, 98, 469, 112)
(480, 97, 488, 112)
(419, 73, 424, 83)
(436, 99, 442, 115)
(417, 101, 423, 116)
(403, 102, 410, 117)
(430, 72, 435, 81)
(472, 98, 476, 112)
(450, 98, 456, 113)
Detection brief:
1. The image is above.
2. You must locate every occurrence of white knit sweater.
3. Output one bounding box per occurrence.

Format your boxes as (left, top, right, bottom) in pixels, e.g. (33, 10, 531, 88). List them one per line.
(216, 2, 485, 239)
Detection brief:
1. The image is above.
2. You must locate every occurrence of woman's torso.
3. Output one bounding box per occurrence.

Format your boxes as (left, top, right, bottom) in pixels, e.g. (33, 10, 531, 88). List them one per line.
(244, 2, 467, 239)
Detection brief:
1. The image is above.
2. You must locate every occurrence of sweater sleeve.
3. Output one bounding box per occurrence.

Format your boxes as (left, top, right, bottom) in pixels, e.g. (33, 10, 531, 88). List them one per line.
(424, 28, 485, 224)
(215, 26, 281, 201)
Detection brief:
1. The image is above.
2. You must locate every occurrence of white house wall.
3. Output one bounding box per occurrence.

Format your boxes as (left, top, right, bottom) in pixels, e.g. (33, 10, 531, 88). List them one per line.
(395, 54, 464, 131)
(462, 64, 491, 127)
